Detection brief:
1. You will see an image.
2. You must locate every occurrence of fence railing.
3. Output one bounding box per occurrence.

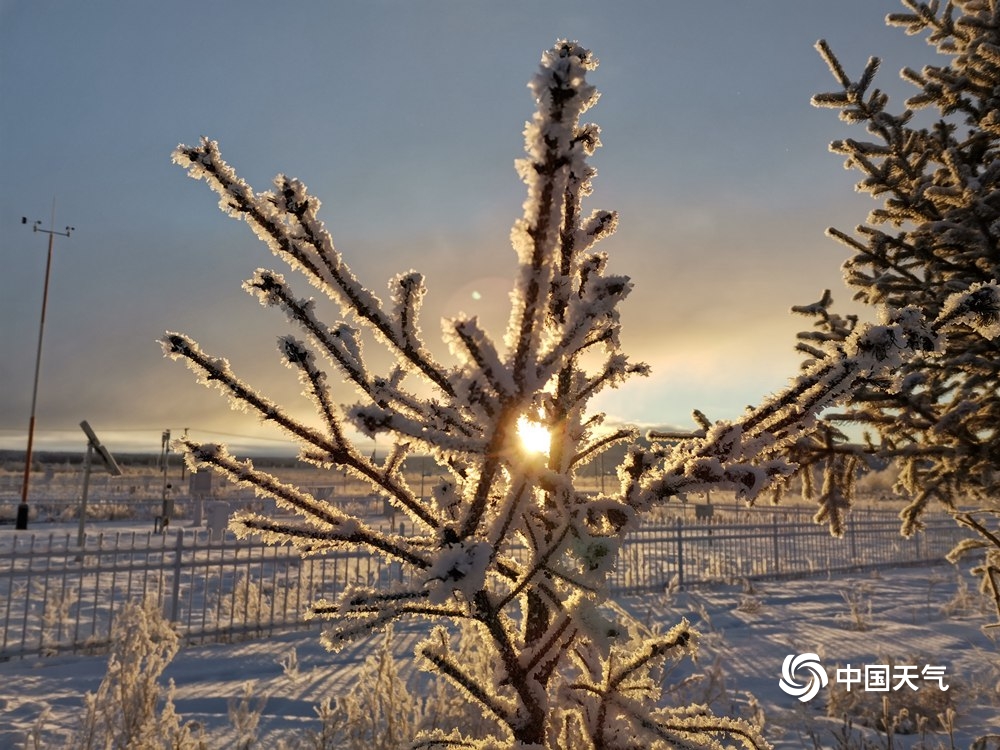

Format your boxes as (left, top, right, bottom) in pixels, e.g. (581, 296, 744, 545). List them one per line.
(0, 514, 966, 661)
(608, 515, 965, 593)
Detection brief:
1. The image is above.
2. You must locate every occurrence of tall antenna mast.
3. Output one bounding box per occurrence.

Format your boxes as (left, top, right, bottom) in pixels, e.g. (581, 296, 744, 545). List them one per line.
(17, 202, 75, 530)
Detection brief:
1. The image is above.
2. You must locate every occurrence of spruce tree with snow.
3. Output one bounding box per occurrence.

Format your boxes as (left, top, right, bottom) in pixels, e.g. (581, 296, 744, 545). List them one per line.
(166, 41, 997, 748)
(792, 1, 1000, 621)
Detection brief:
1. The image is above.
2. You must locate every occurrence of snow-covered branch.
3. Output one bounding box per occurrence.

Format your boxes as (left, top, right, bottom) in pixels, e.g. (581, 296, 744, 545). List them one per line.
(172, 141, 456, 397)
(790, 1, 1000, 630)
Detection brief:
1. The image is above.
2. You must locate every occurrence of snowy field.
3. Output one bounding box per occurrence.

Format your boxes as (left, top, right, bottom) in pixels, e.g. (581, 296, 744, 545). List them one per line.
(2, 561, 996, 749)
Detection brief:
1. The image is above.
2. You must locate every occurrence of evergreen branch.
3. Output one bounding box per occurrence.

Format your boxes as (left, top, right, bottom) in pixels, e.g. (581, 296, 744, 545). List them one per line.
(162, 333, 343, 455)
(508, 42, 599, 393)
(606, 623, 692, 692)
(448, 317, 514, 403)
(570, 428, 636, 470)
(313, 597, 467, 621)
(814, 39, 853, 91)
(277, 335, 345, 444)
(826, 227, 927, 288)
(178, 440, 352, 533)
(492, 523, 573, 615)
(376, 382, 482, 441)
(520, 614, 575, 678)
(173, 140, 457, 397)
(537, 324, 615, 381)
(608, 698, 771, 750)
(409, 734, 481, 749)
(488, 478, 533, 551)
(245, 270, 374, 396)
(231, 512, 429, 569)
(457, 418, 511, 540)
(417, 639, 515, 734)
(571, 354, 650, 409)
(473, 590, 547, 741)
(390, 271, 428, 359)
(167, 384, 439, 529)
(539, 563, 602, 595)
(548, 154, 583, 328)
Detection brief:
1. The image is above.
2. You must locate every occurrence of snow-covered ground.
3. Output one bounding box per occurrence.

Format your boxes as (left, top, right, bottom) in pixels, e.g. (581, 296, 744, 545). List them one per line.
(2, 562, 996, 748)
(656, 564, 999, 747)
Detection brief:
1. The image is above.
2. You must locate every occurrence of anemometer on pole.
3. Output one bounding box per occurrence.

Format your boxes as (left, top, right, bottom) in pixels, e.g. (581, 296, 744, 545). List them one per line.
(17, 208, 74, 530)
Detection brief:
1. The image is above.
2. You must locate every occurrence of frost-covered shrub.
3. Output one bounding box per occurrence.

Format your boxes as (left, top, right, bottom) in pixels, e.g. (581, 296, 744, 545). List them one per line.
(940, 571, 994, 617)
(826, 657, 959, 736)
(165, 39, 997, 749)
(228, 680, 266, 750)
(278, 646, 301, 683)
(301, 628, 418, 750)
(415, 619, 497, 741)
(57, 502, 135, 522)
(218, 572, 272, 633)
(70, 598, 206, 750)
(840, 587, 873, 632)
(40, 582, 78, 647)
(21, 705, 55, 750)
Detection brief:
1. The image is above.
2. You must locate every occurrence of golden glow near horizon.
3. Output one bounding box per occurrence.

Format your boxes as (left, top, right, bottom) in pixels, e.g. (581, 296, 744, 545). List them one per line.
(517, 416, 551, 456)
(0, 3, 897, 451)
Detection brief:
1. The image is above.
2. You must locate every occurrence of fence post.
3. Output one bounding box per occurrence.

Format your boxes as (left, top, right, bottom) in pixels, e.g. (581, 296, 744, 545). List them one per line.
(675, 517, 684, 590)
(772, 515, 780, 576)
(170, 531, 183, 624)
(848, 514, 857, 561)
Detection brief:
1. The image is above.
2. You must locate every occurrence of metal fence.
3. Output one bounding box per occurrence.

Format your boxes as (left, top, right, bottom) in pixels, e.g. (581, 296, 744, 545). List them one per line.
(608, 514, 965, 593)
(0, 513, 966, 661)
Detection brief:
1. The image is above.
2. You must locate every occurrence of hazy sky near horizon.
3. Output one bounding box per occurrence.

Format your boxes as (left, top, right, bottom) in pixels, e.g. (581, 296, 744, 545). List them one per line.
(1, 1, 937, 455)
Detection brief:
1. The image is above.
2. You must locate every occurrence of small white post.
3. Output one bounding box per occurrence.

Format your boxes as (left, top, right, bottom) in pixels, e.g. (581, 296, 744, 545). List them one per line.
(77, 443, 94, 548)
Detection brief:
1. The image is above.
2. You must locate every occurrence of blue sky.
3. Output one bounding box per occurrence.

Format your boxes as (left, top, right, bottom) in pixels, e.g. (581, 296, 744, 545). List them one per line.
(0, 1, 934, 455)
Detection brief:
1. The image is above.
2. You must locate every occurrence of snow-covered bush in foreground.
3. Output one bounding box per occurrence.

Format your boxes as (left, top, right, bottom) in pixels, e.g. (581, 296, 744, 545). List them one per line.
(70, 598, 205, 750)
(296, 627, 418, 750)
(165, 41, 998, 749)
(789, 0, 1000, 628)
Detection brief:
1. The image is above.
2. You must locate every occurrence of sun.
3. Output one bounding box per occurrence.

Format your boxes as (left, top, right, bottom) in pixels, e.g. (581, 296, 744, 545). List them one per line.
(517, 416, 551, 456)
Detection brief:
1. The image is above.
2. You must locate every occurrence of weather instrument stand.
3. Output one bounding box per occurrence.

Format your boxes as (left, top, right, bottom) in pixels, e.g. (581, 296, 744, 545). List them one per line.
(77, 421, 122, 548)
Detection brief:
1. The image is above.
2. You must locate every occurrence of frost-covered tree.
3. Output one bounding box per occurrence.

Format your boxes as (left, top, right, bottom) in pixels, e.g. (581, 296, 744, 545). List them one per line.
(792, 1, 1000, 621)
(165, 41, 997, 748)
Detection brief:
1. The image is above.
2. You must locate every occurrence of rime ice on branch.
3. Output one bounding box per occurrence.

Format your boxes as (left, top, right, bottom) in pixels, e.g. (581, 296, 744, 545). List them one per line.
(791, 1, 1000, 625)
(165, 39, 991, 749)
